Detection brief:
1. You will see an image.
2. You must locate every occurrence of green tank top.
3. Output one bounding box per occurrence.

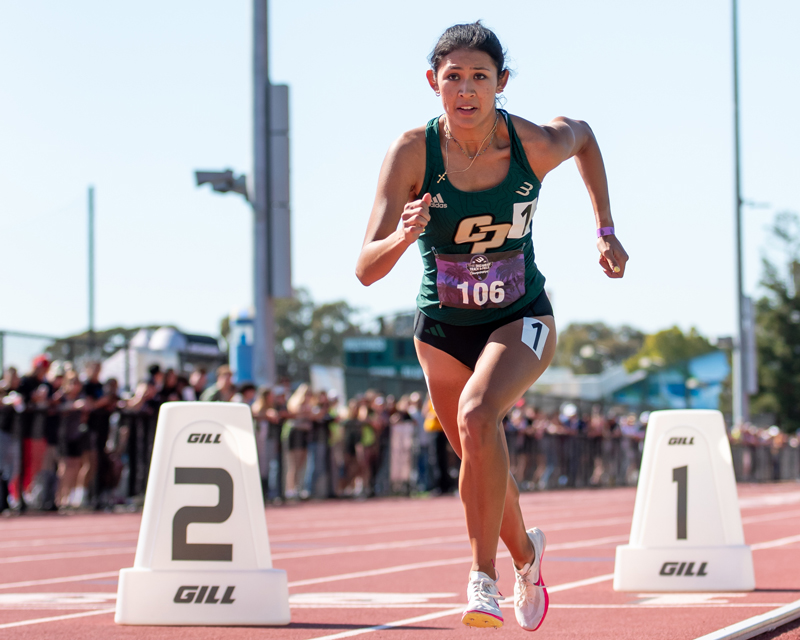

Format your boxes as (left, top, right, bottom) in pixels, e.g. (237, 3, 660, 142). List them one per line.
(416, 110, 546, 326)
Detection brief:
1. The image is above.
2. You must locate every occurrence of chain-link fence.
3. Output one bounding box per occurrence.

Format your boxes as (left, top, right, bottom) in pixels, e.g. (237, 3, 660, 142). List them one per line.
(1, 330, 108, 381)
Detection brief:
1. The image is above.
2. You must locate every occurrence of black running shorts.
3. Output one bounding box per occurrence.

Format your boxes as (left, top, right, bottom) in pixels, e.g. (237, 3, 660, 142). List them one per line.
(414, 289, 554, 370)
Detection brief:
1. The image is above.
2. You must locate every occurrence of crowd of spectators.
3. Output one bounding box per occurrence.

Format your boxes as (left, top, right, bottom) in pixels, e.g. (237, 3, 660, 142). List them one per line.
(1, 355, 798, 513)
(1, 356, 126, 512)
(729, 423, 800, 482)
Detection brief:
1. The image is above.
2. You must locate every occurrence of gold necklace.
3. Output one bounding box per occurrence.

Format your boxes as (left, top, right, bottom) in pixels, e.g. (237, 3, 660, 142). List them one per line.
(437, 111, 499, 184)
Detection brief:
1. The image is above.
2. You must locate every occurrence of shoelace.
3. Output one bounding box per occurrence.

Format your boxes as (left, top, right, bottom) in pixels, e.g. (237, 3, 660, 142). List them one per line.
(469, 578, 502, 606)
(514, 566, 538, 607)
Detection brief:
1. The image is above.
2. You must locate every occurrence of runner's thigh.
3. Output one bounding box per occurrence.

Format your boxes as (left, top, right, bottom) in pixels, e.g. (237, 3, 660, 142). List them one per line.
(414, 337, 471, 458)
(460, 315, 557, 420)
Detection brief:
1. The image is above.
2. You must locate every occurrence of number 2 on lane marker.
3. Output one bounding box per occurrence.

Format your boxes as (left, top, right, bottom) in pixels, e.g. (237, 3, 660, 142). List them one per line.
(521, 318, 549, 360)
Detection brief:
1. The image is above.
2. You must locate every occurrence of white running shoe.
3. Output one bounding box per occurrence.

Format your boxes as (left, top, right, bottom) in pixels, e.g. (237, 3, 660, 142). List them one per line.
(513, 527, 548, 631)
(462, 570, 504, 628)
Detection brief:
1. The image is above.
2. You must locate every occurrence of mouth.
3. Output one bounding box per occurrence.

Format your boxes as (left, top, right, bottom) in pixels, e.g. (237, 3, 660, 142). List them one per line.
(456, 105, 477, 115)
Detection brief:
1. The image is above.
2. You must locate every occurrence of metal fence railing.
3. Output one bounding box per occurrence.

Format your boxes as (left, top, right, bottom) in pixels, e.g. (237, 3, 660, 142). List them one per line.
(1, 405, 798, 512)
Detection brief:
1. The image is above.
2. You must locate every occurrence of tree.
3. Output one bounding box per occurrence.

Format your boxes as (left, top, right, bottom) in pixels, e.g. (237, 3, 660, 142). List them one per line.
(553, 322, 644, 374)
(273, 288, 364, 381)
(751, 211, 800, 431)
(624, 326, 714, 372)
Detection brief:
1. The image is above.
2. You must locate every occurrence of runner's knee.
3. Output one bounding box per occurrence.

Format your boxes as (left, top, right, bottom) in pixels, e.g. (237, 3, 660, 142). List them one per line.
(458, 400, 502, 455)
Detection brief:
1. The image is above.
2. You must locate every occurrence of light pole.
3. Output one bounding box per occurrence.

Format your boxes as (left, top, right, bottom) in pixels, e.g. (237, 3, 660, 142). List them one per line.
(195, 0, 291, 387)
(195, 167, 275, 385)
(252, 0, 274, 387)
(88, 185, 95, 355)
(731, 0, 748, 426)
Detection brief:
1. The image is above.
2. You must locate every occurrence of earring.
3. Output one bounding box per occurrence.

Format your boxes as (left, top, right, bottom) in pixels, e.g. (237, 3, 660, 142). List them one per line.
(435, 91, 440, 96)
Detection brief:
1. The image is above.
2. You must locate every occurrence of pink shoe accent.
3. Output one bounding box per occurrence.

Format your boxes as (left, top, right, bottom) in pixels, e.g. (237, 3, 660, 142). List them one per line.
(530, 571, 548, 632)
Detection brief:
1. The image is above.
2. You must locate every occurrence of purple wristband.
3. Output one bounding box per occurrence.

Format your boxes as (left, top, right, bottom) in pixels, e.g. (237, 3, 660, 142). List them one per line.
(597, 227, 615, 238)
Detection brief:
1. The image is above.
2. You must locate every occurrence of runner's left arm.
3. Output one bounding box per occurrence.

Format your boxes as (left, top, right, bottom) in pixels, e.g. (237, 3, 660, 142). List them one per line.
(527, 117, 629, 279)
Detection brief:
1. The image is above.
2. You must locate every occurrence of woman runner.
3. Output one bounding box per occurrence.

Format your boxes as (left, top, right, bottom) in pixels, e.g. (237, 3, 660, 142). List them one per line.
(356, 22, 628, 631)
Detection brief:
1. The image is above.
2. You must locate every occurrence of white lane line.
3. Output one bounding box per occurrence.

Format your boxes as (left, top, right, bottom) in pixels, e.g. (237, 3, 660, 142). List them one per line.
(0, 525, 139, 538)
(3, 529, 794, 631)
(0, 527, 780, 593)
(0, 571, 119, 589)
(274, 535, 465, 560)
(693, 598, 800, 640)
(547, 573, 615, 593)
(270, 519, 465, 543)
(741, 508, 800, 525)
(4, 599, 787, 613)
(306, 573, 614, 640)
(268, 504, 633, 532)
(272, 514, 630, 546)
(739, 491, 800, 509)
(276, 533, 628, 562)
(0, 534, 623, 590)
(289, 556, 474, 588)
(546, 516, 631, 531)
(546, 535, 628, 550)
(288, 536, 626, 588)
(751, 534, 800, 550)
(290, 604, 459, 610)
(548, 604, 792, 610)
(0, 548, 135, 565)
(309, 607, 465, 640)
(0, 607, 116, 629)
(0, 533, 138, 550)
(0, 572, 120, 591)
(290, 602, 791, 610)
(0, 516, 628, 562)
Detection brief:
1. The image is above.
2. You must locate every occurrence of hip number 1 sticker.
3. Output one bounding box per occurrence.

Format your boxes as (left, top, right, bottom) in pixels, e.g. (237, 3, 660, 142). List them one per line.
(521, 319, 549, 360)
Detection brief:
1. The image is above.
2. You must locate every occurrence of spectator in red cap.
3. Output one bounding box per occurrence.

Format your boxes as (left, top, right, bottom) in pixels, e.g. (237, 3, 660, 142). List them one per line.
(17, 355, 52, 410)
(9, 356, 53, 509)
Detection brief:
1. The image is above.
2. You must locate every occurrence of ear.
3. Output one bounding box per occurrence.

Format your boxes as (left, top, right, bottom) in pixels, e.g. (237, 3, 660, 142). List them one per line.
(496, 69, 510, 93)
(426, 69, 438, 93)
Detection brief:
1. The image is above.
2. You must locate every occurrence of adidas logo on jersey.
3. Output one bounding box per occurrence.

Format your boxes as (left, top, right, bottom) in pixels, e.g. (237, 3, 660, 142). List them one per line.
(430, 193, 447, 208)
(424, 324, 446, 338)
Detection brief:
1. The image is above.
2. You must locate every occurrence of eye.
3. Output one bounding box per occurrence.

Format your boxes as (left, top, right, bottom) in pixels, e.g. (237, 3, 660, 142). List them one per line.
(446, 73, 459, 81)
(475, 73, 487, 80)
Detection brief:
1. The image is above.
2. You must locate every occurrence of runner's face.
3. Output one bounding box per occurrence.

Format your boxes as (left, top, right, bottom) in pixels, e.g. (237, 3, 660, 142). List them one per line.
(427, 48, 507, 130)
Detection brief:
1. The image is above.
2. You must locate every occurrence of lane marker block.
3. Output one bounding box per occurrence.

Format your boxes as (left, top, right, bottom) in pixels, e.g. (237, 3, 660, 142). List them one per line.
(115, 402, 290, 625)
(614, 409, 754, 592)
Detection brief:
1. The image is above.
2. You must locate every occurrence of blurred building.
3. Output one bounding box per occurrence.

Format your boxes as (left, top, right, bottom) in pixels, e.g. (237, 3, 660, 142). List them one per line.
(529, 351, 730, 414)
(100, 327, 226, 389)
(342, 311, 425, 398)
(530, 365, 646, 402)
(613, 350, 730, 411)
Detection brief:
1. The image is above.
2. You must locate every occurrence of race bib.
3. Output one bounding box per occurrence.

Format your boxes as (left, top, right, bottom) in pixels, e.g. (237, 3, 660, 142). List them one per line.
(435, 250, 525, 310)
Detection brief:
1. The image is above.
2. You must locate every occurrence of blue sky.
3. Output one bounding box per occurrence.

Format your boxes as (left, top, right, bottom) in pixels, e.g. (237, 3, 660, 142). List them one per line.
(2, 0, 799, 362)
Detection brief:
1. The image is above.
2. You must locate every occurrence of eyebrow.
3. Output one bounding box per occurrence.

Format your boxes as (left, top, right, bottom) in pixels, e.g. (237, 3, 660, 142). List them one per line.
(445, 65, 491, 71)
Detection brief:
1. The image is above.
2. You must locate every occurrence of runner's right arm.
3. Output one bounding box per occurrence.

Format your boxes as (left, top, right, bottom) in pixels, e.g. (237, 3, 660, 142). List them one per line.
(356, 129, 428, 286)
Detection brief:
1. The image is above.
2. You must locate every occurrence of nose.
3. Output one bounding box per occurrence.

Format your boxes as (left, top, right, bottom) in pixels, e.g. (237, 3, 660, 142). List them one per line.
(458, 78, 476, 97)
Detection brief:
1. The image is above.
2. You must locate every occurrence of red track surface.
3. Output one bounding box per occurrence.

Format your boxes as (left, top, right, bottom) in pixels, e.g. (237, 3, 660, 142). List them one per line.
(1, 483, 799, 639)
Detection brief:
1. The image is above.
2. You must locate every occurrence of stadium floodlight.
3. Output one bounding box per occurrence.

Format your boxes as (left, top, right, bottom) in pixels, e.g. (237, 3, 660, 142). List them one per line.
(195, 169, 249, 201)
